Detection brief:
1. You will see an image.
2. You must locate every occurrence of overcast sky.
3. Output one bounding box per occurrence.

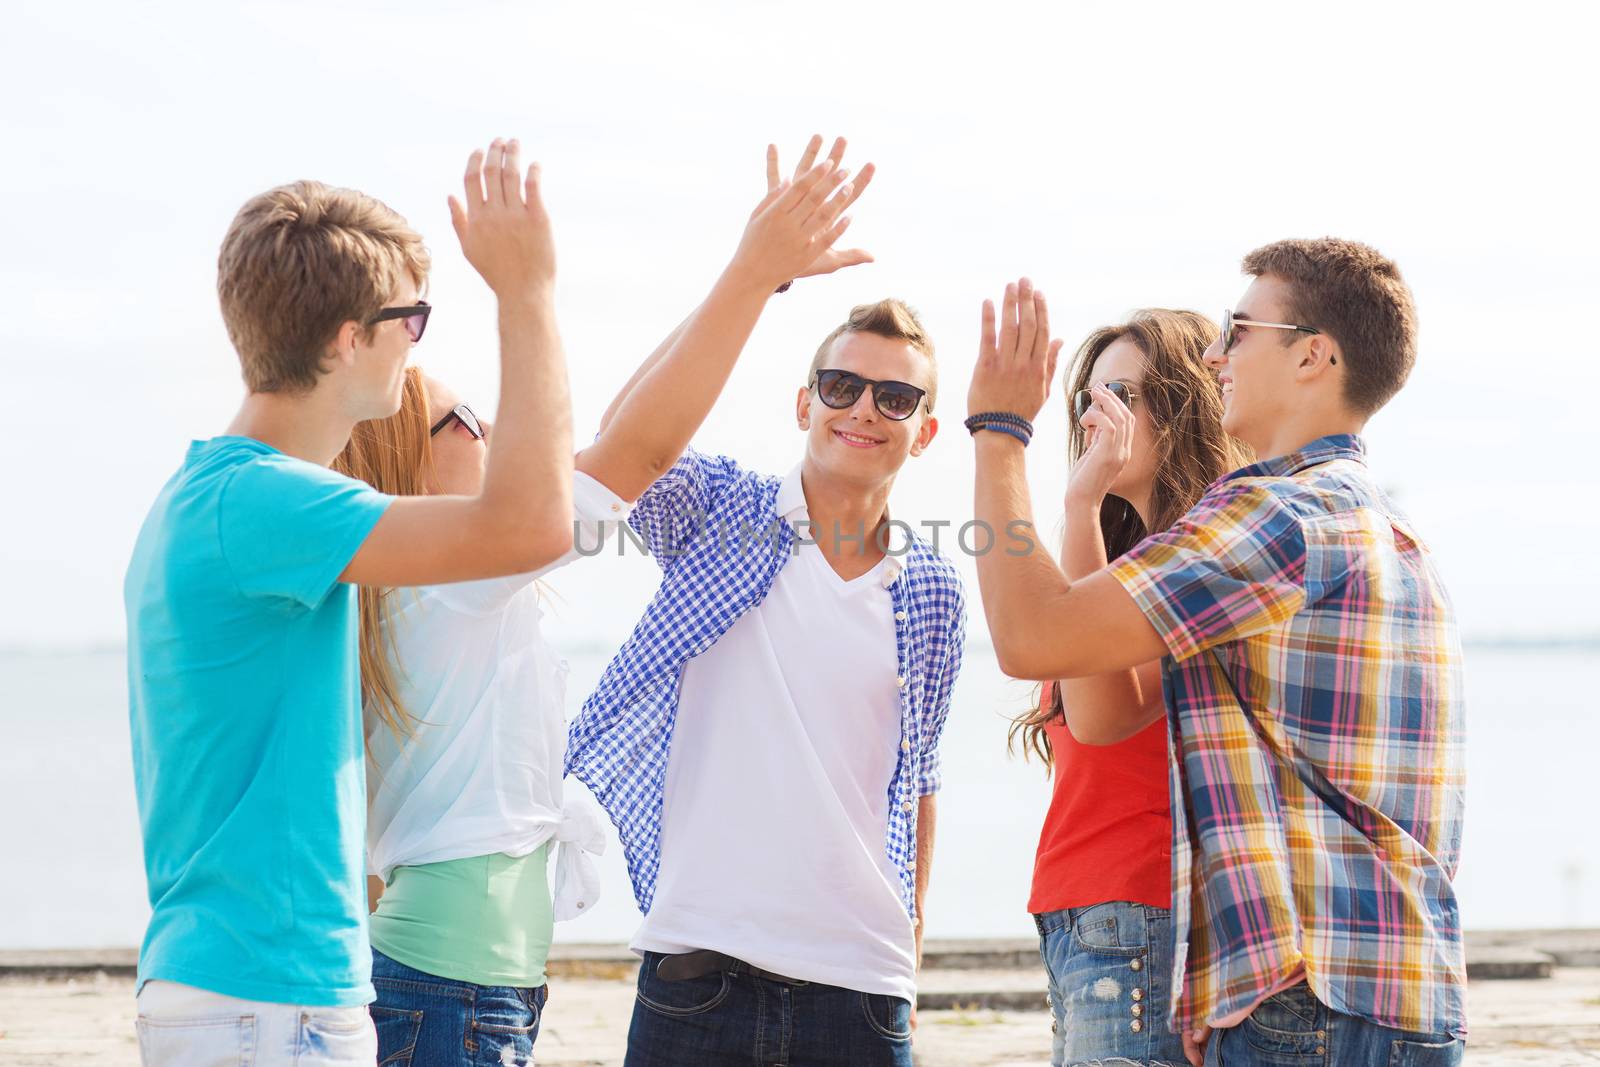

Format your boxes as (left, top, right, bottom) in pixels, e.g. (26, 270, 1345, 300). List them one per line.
(4, 0, 1597, 648)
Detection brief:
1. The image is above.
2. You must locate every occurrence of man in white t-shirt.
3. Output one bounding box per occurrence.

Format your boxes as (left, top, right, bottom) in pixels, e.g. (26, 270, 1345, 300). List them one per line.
(568, 296, 967, 1067)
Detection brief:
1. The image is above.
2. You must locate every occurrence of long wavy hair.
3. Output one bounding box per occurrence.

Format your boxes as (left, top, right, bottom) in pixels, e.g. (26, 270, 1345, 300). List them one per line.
(330, 365, 435, 738)
(1008, 309, 1252, 768)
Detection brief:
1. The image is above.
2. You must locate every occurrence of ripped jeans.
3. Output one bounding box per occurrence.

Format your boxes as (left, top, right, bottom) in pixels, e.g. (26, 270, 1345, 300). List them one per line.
(1035, 902, 1188, 1067)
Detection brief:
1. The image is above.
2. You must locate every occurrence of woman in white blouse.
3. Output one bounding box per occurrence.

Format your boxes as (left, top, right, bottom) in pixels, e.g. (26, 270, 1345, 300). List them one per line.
(332, 137, 874, 1066)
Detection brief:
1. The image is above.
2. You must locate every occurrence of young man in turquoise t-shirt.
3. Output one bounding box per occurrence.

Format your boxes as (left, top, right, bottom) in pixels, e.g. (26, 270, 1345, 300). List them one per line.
(125, 139, 575, 1063)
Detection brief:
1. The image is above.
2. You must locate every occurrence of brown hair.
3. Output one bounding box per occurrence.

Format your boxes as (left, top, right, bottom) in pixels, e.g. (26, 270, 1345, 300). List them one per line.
(1008, 309, 1253, 768)
(807, 298, 938, 412)
(1240, 238, 1417, 416)
(330, 366, 435, 737)
(218, 180, 430, 394)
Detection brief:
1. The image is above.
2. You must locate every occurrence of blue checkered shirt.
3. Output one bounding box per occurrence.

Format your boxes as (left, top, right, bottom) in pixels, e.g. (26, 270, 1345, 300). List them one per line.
(566, 449, 967, 917)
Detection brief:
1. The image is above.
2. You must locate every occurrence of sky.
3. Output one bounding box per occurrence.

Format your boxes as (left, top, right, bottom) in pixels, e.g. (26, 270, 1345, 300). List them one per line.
(3, 0, 1598, 648)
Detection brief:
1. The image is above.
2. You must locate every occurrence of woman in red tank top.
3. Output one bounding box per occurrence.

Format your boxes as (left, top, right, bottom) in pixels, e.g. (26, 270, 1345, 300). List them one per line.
(1009, 310, 1251, 1067)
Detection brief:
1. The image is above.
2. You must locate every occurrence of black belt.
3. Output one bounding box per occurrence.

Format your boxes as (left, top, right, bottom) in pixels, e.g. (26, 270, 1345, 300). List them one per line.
(655, 949, 805, 985)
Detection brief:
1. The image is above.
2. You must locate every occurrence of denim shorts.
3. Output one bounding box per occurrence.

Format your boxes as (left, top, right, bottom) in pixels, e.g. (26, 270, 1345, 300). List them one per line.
(624, 950, 913, 1067)
(369, 948, 548, 1066)
(1035, 901, 1188, 1067)
(1205, 982, 1464, 1066)
(135, 979, 376, 1067)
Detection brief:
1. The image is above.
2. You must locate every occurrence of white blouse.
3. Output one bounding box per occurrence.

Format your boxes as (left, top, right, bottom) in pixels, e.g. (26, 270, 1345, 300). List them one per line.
(364, 472, 631, 920)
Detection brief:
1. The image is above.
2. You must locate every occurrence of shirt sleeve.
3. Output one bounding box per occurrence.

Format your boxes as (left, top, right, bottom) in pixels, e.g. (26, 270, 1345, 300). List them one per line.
(916, 578, 968, 797)
(1109, 480, 1307, 662)
(217, 454, 392, 609)
(529, 470, 635, 579)
(625, 448, 744, 572)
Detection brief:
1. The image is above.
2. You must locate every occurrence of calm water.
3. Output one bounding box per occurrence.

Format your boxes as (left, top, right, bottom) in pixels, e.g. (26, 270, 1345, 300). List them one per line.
(0, 644, 1594, 949)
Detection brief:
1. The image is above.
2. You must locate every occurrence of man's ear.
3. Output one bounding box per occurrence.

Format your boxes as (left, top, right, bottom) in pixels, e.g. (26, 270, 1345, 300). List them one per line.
(796, 386, 812, 429)
(909, 414, 939, 457)
(330, 320, 362, 370)
(1295, 334, 1340, 381)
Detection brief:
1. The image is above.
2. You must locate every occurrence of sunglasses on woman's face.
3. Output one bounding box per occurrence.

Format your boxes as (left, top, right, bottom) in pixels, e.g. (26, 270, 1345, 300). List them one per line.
(1072, 380, 1139, 422)
(429, 403, 483, 440)
(367, 300, 431, 343)
(812, 368, 927, 421)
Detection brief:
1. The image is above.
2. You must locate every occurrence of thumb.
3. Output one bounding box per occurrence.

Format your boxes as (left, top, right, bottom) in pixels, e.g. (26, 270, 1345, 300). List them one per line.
(447, 195, 468, 245)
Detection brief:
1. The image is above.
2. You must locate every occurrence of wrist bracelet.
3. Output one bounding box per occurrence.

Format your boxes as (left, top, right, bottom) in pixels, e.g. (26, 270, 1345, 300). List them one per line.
(971, 422, 1031, 447)
(964, 411, 1034, 436)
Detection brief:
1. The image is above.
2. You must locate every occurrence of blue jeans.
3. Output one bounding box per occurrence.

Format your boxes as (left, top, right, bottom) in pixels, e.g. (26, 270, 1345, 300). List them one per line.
(1205, 983, 1464, 1066)
(368, 948, 548, 1066)
(1036, 902, 1188, 1067)
(624, 950, 913, 1066)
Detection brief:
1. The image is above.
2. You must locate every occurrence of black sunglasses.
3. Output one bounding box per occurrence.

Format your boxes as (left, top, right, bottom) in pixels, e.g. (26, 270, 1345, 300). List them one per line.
(368, 300, 431, 343)
(429, 403, 483, 439)
(1072, 381, 1140, 422)
(1220, 308, 1318, 353)
(811, 369, 927, 421)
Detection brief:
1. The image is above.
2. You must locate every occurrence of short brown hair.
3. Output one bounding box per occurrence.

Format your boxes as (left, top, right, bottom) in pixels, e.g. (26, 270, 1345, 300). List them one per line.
(218, 180, 430, 394)
(807, 298, 938, 413)
(1241, 238, 1416, 415)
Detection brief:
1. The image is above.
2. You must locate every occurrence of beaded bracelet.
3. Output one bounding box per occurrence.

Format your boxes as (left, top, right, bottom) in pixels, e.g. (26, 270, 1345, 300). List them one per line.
(976, 422, 1031, 446)
(964, 411, 1034, 435)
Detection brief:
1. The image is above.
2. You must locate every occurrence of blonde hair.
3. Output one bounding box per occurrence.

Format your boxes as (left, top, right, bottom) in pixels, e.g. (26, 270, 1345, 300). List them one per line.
(331, 366, 435, 737)
(218, 180, 430, 394)
(807, 298, 938, 413)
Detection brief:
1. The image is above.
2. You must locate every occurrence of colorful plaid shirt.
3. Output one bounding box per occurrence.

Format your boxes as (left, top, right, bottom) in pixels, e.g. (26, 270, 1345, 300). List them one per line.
(565, 449, 967, 918)
(1110, 434, 1467, 1037)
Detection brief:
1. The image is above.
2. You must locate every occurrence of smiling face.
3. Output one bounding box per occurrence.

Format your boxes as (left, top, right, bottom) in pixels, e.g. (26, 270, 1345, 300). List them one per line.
(1082, 337, 1160, 505)
(422, 375, 490, 496)
(1203, 275, 1308, 453)
(796, 331, 938, 491)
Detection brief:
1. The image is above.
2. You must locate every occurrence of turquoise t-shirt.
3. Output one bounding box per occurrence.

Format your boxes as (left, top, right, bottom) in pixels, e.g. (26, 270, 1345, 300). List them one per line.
(125, 436, 391, 1006)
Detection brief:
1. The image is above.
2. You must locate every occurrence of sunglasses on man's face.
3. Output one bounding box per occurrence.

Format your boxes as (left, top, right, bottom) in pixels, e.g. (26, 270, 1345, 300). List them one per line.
(811, 368, 927, 421)
(1220, 308, 1318, 353)
(1072, 380, 1139, 422)
(429, 403, 483, 440)
(368, 300, 431, 343)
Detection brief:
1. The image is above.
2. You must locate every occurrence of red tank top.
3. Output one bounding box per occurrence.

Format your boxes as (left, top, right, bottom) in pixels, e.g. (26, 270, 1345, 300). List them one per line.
(1027, 682, 1173, 914)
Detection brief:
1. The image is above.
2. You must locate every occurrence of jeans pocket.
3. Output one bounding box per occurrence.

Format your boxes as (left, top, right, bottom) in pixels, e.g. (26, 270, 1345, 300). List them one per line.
(1388, 1037, 1465, 1066)
(1071, 902, 1149, 958)
(369, 1005, 423, 1066)
(136, 1014, 255, 1067)
(295, 1008, 377, 1066)
(1241, 988, 1325, 1057)
(859, 992, 913, 1041)
(635, 958, 731, 1018)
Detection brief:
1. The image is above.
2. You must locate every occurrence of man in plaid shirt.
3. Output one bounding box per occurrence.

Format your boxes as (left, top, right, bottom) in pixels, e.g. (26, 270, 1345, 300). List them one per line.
(967, 244, 1465, 1066)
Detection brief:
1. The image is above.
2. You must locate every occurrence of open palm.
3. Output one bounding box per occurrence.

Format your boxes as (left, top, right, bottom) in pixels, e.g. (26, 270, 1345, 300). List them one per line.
(766, 135, 875, 278)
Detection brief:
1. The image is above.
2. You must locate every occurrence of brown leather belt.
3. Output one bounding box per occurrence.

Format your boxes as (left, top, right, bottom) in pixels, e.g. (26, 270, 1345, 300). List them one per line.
(654, 949, 806, 985)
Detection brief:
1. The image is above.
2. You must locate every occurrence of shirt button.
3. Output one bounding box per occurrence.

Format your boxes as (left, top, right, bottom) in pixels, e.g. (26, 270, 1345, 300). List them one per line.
(894, 610, 907, 622)
(896, 675, 906, 687)
(900, 740, 911, 752)
(902, 801, 913, 813)
(577, 901, 585, 909)
(610, 503, 621, 512)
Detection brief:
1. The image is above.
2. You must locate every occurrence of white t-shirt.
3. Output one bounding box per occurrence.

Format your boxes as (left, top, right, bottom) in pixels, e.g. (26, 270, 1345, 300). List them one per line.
(365, 472, 629, 920)
(631, 466, 917, 1002)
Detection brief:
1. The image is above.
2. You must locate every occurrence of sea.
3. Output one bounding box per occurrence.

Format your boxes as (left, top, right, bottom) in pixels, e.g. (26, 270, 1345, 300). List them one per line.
(0, 642, 1595, 950)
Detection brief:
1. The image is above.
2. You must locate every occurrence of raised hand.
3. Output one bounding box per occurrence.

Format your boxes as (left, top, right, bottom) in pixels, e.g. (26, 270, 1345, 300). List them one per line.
(759, 135, 876, 280)
(1066, 383, 1136, 508)
(725, 144, 861, 293)
(447, 138, 555, 299)
(967, 278, 1065, 424)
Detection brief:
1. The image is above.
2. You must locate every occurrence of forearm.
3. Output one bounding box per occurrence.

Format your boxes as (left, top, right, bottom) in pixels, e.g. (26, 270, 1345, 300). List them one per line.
(1057, 501, 1150, 735)
(480, 292, 575, 560)
(579, 267, 772, 500)
(597, 313, 693, 434)
(914, 793, 936, 969)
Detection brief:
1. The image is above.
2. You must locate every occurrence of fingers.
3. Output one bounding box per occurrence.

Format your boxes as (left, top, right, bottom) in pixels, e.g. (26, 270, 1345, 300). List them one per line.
(1046, 338, 1064, 397)
(766, 143, 780, 192)
(800, 164, 850, 223)
(776, 158, 835, 214)
(794, 133, 824, 178)
(842, 161, 875, 212)
(813, 177, 855, 230)
(523, 160, 544, 215)
(481, 138, 505, 208)
(462, 148, 487, 211)
(818, 214, 853, 251)
(823, 135, 846, 172)
(1016, 277, 1038, 368)
(500, 139, 523, 206)
(979, 299, 997, 361)
(1035, 288, 1052, 361)
(998, 283, 1019, 365)
(447, 195, 467, 245)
